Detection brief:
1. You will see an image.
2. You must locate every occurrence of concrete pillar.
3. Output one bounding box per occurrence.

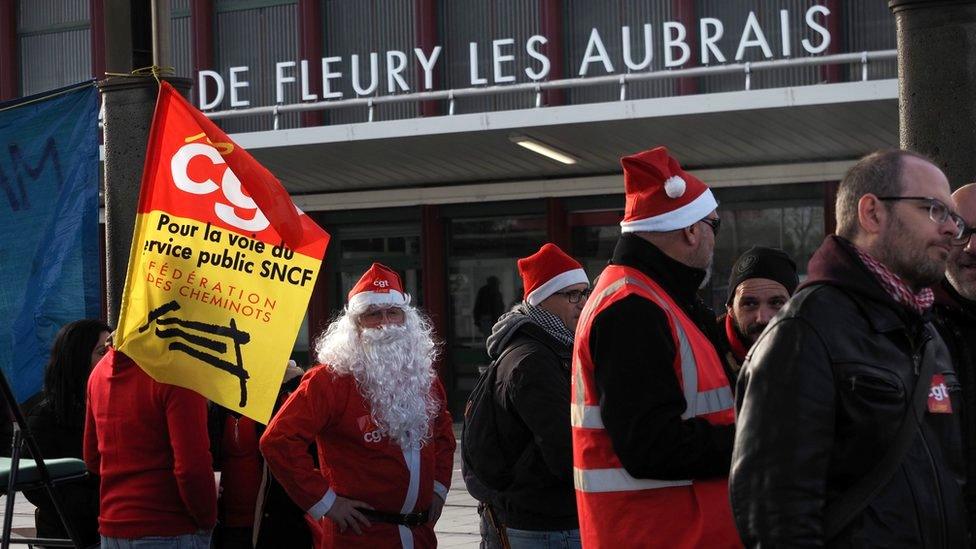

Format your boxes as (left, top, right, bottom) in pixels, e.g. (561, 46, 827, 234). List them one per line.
(99, 77, 192, 326)
(889, 0, 976, 188)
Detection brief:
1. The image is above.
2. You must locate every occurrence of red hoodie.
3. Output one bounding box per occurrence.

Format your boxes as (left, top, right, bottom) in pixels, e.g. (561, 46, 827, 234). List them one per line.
(84, 348, 217, 538)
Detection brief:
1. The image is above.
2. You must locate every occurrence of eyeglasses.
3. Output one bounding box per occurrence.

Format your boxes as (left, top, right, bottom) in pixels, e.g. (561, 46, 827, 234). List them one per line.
(700, 216, 721, 236)
(876, 196, 969, 245)
(555, 289, 591, 303)
(957, 224, 976, 246)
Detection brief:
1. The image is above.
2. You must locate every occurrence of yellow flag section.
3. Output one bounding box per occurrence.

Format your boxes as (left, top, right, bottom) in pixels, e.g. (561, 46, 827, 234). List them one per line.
(116, 82, 330, 423)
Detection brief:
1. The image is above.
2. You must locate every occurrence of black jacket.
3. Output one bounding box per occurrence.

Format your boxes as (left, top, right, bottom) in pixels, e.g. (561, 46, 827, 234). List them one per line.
(208, 366, 312, 548)
(23, 396, 100, 547)
(932, 279, 976, 546)
(588, 233, 734, 481)
(481, 305, 577, 531)
(731, 236, 968, 548)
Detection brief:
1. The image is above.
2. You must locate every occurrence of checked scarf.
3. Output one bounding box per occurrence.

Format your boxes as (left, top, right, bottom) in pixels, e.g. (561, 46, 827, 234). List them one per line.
(854, 246, 934, 315)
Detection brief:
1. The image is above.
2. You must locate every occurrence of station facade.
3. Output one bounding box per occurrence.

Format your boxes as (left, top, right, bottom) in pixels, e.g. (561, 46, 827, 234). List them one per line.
(3, 0, 900, 412)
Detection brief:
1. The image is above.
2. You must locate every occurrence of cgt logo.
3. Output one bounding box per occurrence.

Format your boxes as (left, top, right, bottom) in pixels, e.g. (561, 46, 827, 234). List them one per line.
(169, 135, 270, 233)
(357, 415, 384, 443)
(927, 374, 953, 414)
(364, 430, 383, 443)
(373, 279, 390, 288)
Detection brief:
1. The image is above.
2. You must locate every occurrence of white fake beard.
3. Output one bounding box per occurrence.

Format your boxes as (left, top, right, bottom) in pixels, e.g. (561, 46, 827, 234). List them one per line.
(317, 308, 439, 449)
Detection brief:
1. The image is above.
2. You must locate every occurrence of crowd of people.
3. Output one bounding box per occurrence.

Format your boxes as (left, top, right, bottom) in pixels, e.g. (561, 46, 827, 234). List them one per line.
(9, 145, 976, 548)
(467, 147, 976, 549)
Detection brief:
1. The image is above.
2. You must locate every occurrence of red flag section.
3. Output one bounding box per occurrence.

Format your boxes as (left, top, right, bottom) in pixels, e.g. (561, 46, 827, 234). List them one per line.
(116, 81, 330, 423)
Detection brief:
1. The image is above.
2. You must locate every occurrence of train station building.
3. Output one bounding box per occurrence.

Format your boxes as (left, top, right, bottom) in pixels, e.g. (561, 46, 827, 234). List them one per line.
(3, 0, 899, 411)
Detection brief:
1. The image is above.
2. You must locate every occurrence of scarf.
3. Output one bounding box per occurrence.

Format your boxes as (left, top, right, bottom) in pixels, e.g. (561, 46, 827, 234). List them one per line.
(724, 314, 750, 364)
(524, 303, 575, 348)
(853, 247, 934, 315)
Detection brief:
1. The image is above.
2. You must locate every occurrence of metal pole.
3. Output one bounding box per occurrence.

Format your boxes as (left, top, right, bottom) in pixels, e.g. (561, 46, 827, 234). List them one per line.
(889, 0, 976, 188)
(1, 425, 20, 549)
(151, 0, 171, 68)
(100, 77, 192, 326)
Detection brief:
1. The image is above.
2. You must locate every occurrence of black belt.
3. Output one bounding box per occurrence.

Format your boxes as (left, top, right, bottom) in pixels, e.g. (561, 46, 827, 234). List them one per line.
(361, 508, 430, 527)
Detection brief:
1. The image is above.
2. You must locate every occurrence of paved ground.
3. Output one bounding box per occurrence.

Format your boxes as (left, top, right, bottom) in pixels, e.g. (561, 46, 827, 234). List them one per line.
(435, 437, 482, 548)
(0, 493, 37, 541)
(0, 429, 483, 547)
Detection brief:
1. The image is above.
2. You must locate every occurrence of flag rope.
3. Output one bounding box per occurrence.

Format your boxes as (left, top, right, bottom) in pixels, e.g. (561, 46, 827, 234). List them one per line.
(105, 65, 176, 86)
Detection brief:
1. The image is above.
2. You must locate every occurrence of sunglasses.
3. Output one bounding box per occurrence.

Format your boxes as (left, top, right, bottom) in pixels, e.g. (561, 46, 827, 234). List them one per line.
(700, 216, 721, 236)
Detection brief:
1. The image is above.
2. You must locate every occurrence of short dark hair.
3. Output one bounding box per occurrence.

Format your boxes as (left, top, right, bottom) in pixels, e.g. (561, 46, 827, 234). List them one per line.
(835, 149, 933, 239)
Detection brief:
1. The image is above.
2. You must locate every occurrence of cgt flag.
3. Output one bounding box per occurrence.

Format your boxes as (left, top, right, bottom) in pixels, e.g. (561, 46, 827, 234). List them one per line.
(116, 81, 330, 423)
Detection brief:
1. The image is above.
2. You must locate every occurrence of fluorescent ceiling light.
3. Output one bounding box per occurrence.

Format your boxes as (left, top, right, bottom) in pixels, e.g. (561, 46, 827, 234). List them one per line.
(510, 136, 578, 165)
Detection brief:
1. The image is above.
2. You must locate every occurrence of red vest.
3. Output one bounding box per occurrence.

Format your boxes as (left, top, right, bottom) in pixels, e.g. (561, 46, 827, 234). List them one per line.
(571, 265, 741, 549)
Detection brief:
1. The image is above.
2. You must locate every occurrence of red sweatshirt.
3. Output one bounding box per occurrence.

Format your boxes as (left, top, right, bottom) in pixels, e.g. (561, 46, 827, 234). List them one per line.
(83, 348, 217, 538)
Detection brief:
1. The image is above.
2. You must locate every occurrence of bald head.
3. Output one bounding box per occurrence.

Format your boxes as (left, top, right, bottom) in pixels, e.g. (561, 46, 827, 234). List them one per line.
(954, 183, 976, 225)
(947, 183, 976, 301)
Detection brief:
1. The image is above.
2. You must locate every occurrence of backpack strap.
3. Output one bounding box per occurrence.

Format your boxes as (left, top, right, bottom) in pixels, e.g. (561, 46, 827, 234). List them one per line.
(823, 328, 936, 539)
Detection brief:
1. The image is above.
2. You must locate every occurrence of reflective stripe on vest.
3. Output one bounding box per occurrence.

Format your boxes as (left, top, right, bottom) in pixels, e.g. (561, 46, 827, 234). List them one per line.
(572, 385, 733, 430)
(573, 467, 692, 493)
(572, 270, 733, 494)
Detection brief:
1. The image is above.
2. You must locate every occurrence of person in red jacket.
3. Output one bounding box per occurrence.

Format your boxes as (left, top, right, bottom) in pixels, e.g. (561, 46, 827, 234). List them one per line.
(84, 346, 217, 548)
(260, 262, 455, 549)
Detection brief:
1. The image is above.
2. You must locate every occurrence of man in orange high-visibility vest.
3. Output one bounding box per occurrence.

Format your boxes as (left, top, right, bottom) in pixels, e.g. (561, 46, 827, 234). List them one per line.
(571, 146, 741, 549)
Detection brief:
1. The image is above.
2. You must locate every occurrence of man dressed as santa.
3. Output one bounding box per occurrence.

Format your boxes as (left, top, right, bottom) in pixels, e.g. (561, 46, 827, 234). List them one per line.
(260, 262, 456, 548)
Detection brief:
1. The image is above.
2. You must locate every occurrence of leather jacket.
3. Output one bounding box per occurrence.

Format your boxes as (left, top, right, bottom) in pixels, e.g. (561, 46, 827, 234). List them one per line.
(932, 279, 976, 546)
(730, 236, 968, 548)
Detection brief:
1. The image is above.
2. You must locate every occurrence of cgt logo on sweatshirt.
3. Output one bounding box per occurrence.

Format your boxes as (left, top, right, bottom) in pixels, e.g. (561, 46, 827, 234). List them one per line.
(357, 415, 384, 444)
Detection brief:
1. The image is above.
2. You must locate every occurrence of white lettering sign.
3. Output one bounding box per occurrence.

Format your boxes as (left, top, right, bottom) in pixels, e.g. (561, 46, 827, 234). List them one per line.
(196, 4, 834, 110)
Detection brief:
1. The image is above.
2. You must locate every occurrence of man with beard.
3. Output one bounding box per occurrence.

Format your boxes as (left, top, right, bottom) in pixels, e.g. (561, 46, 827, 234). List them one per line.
(260, 263, 455, 548)
(933, 182, 976, 544)
(717, 247, 798, 372)
(571, 147, 740, 548)
(731, 150, 969, 547)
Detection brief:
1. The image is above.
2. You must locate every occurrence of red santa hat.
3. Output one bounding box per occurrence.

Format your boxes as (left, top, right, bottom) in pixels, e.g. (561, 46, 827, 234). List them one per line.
(619, 146, 718, 233)
(347, 262, 408, 310)
(518, 243, 589, 306)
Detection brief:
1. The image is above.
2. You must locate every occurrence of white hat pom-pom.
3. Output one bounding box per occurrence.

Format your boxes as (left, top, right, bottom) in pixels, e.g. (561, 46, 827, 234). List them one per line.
(664, 175, 686, 198)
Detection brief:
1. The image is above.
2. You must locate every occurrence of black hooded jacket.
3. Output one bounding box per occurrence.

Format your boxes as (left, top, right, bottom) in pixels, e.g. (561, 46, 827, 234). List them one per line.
(480, 305, 578, 531)
(731, 235, 968, 548)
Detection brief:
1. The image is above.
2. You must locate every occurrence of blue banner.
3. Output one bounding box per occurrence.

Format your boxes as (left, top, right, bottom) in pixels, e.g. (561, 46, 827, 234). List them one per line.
(0, 83, 101, 402)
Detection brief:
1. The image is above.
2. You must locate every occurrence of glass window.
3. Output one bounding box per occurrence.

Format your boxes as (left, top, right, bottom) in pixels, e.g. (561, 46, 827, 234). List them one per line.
(332, 224, 422, 308)
(572, 224, 620, 279)
(447, 215, 546, 395)
(710, 204, 824, 309)
(568, 208, 624, 280)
